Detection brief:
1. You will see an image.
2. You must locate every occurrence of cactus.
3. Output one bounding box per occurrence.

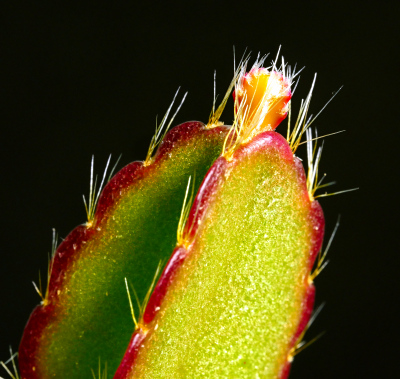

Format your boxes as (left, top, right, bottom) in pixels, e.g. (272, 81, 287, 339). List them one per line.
(4, 52, 345, 378)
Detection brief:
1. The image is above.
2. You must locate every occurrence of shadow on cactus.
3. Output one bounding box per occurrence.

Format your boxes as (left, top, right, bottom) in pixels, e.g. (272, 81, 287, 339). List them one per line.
(2, 50, 354, 379)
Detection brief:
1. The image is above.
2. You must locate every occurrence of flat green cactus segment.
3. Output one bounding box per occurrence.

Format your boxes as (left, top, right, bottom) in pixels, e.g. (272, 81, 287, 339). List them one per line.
(131, 132, 316, 378)
(34, 123, 228, 378)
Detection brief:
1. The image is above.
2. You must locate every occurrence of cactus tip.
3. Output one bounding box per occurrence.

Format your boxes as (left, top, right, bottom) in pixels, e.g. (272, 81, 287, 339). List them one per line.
(234, 67, 292, 136)
(222, 51, 295, 159)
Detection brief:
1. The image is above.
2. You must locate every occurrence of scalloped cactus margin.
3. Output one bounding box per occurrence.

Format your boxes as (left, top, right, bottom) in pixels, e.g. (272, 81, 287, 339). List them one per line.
(0, 51, 350, 379)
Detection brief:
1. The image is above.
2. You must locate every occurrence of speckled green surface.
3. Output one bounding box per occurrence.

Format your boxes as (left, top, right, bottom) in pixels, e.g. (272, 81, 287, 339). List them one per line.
(36, 125, 228, 378)
(132, 134, 315, 378)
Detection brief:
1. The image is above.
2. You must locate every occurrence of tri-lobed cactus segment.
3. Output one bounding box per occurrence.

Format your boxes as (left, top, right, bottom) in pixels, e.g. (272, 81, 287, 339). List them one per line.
(16, 53, 333, 378)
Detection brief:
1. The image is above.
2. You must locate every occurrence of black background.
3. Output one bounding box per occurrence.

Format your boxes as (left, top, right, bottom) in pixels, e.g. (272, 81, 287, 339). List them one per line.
(1, 1, 398, 378)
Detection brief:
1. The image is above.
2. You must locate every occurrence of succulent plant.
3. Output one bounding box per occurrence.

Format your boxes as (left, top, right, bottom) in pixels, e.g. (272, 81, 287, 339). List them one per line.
(2, 51, 346, 379)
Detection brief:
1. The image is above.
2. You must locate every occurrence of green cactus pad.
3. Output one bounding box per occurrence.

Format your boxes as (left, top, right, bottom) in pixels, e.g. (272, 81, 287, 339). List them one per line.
(19, 122, 229, 379)
(119, 131, 324, 378)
